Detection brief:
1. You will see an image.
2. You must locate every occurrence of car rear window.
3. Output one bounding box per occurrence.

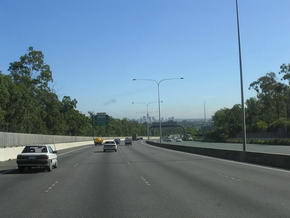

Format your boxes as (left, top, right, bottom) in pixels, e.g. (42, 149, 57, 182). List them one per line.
(104, 141, 114, 144)
(22, 146, 47, 153)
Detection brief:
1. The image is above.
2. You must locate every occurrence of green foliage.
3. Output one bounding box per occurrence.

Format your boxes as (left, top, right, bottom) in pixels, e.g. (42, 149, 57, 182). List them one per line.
(205, 129, 229, 141)
(268, 118, 290, 132)
(91, 116, 147, 137)
(185, 127, 197, 138)
(0, 47, 145, 136)
(254, 120, 268, 132)
(211, 104, 242, 138)
(207, 62, 290, 141)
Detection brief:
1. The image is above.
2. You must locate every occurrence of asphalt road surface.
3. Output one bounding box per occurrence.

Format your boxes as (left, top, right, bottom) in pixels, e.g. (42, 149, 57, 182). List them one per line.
(162, 140, 290, 155)
(1, 141, 290, 218)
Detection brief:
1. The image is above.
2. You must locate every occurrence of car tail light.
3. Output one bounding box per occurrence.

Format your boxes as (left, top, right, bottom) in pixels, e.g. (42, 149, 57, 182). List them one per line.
(38, 155, 48, 159)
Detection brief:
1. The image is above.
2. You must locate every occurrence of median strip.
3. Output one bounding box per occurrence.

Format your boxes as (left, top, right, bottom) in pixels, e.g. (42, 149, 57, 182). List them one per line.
(146, 141, 290, 171)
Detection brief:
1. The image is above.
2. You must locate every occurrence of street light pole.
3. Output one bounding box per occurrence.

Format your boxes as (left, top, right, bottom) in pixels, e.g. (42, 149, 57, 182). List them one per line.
(146, 103, 150, 140)
(235, 0, 247, 152)
(133, 77, 184, 144)
(157, 82, 162, 143)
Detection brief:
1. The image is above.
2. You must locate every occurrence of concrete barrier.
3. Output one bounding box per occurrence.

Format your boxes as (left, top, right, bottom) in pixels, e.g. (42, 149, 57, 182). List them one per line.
(0, 131, 92, 148)
(146, 141, 290, 170)
(0, 141, 93, 162)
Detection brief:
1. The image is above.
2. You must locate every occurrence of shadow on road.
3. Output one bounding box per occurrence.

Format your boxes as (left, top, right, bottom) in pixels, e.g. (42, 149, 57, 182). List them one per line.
(0, 168, 48, 175)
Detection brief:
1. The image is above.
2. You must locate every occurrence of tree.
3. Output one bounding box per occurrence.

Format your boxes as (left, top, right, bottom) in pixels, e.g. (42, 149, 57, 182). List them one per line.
(8, 47, 53, 90)
(249, 72, 287, 123)
(0, 47, 147, 136)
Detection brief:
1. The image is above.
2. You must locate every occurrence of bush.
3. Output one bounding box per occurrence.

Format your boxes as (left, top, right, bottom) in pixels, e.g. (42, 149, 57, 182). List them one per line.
(205, 128, 229, 141)
(255, 121, 268, 132)
(268, 118, 290, 132)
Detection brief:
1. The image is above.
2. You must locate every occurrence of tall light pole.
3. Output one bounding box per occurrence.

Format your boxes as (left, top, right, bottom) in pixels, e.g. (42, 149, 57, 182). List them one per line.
(133, 77, 184, 143)
(132, 101, 161, 140)
(235, 0, 247, 152)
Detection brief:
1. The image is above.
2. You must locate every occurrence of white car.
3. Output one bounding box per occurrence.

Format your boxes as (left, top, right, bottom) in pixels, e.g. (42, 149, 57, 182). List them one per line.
(176, 138, 182, 142)
(163, 137, 173, 142)
(16, 145, 58, 172)
(103, 140, 118, 152)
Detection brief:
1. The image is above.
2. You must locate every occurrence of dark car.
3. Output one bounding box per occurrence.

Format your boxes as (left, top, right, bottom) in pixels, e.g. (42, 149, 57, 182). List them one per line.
(114, 138, 121, 145)
(125, 137, 132, 145)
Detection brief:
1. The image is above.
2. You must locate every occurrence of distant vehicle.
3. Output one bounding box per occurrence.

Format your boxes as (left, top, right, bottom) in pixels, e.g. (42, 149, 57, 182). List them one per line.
(103, 140, 117, 152)
(114, 138, 121, 145)
(163, 137, 173, 142)
(182, 134, 193, 141)
(138, 137, 143, 140)
(176, 138, 182, 142)
(94, 137, 103, 145)
(125, 137, 132, 145)
(16, 145, 58, 172)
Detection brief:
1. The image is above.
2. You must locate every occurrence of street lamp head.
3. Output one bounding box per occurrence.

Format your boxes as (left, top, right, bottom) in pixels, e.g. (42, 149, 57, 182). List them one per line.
(132, 78, 136, 81)
(180, 77, 184, 80)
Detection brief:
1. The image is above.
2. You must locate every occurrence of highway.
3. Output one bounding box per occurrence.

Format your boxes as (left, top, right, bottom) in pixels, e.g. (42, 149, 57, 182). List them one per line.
(1, 141, 290, 218)
(162, 140, 290, 155)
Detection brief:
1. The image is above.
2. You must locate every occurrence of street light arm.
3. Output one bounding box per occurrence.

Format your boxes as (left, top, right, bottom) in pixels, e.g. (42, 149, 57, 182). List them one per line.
(158, 77, 184, 85)
(132, 78, 158, 85)
(132, 76, 184, 143)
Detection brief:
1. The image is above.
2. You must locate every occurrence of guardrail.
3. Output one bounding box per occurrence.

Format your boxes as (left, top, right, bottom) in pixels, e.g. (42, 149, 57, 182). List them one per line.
(146, 141, 290, 170)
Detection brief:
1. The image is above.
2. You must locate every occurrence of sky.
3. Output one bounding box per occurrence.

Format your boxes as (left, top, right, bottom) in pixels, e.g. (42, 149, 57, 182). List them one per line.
(1, 0, 290, 119)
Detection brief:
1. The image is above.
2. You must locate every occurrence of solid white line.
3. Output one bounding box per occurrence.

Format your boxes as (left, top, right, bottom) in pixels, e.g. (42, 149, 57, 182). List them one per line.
(58, 146, 90, 156)
(144, 142, 290, 174)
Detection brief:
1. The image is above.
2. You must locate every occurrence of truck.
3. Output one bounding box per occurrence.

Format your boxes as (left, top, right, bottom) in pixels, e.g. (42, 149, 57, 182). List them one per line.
(94, 137, 104, 145)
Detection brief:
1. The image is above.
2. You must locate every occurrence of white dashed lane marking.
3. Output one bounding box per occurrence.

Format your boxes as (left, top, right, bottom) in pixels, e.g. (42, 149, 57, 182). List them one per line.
(45, 181, 59, 193)
(141, 176, 151, 186)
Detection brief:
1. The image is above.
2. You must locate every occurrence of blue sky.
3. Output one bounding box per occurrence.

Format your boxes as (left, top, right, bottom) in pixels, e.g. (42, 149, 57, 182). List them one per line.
(1, 0, 290, 119)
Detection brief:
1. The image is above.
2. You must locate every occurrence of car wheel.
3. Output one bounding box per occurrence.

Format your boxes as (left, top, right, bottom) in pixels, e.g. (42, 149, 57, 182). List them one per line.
(115, 149, 117, 152)
(103, 150, 106, 152)
(47, 161, 53, 172)
(18, 167, 24, 173)
(54, 161, 58, 168)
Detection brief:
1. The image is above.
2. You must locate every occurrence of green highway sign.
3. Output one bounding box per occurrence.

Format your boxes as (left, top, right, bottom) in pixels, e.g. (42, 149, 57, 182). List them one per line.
(94, 113, 109, 126)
